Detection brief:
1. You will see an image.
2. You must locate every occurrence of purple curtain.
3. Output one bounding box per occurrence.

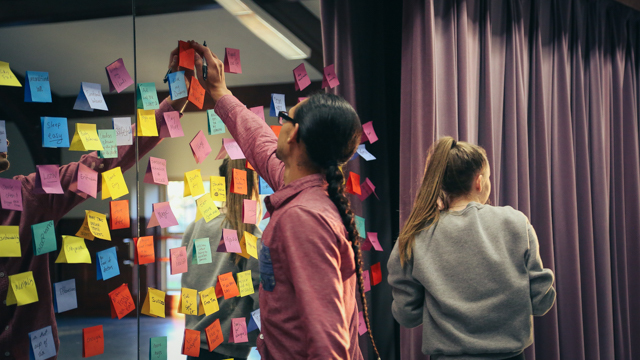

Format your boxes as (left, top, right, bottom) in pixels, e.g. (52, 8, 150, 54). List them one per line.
(399, 1, 640, 360)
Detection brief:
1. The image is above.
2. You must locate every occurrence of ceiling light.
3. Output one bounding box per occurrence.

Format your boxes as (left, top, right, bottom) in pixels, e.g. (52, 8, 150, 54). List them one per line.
(216, 0, 252, 15)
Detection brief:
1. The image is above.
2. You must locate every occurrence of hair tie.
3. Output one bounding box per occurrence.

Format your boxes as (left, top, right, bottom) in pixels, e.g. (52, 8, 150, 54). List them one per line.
(451, 140, 457, 149)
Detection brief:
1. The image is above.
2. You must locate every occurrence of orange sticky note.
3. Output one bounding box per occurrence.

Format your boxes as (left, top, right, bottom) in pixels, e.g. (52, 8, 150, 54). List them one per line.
(346, 172, 361, 195)
(270, 125, 282, 138)
(217, 272, 240, 299)
(205, 319, 224, 352)
(230, 168, 247, 195)
(135, 236, 155, 265)
(82, 325, 104, 357)
(371, 262, 382, 286)
(108, 283, 135, 319)
(182, 329, 200, 357)
(245, 160, 255, 171)
(109, 200, 130, 230)
(178, 41, 195, 70)
(188, 76, 205, 109)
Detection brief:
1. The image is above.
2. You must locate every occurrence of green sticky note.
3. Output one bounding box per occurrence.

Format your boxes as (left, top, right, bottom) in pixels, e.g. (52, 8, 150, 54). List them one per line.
(31, 220, 57, 255)
(355, 216, 365, 238)
(98, 129, 118, 159)
(192, 238, 212, 265)
(149, 336, 167, 360)
(207, 109, 225, 135)
(136, 82, 160, 110)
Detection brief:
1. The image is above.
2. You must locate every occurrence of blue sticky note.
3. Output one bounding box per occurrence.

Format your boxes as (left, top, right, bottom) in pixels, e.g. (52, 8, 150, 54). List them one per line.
(270, 93, 286, 117)
(96, 247, 120, 281)
(0, 120, 7, 153)
(207, 109, 225, 135)
(149, 336, 167, 360)
(247, 308, 261, 332)
(41, 117, 70, 148)
(24, 71, 52, 103)
(31, 220, 57, 256)
(53, 279, 77, 313)
(28, 325, 56, 360)
(168, 71, 187, 100)
(259, 176, 274, 195)
(355, 216, 365, 238)
(137, 82, 160, 110)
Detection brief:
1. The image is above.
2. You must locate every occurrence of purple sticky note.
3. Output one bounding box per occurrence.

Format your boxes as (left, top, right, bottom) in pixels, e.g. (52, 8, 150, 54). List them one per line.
(223, 138, 245, 160)
(35, 165, 64, 194)
(217, 229, 242, 253)
(144, 157, 168, 185)
(229, 318, 249, 343)
(190, 130, 212, 164)
(249, 106, 265, 122)
(159, 111, 184, 138)
(361, 232, 383, 252)
(148, 202, 179, 229)
(362, 270, 371, 293)
(69, 163, 98, 199)
(321, 64, 340, 89)
(0, 178, 23, 211)
(358, 311, 367, 335)
(106, 58, 134, 93)
(170, 247, 188, 275)
(293, 63, 311, 91)
(361, 121, 378, 144)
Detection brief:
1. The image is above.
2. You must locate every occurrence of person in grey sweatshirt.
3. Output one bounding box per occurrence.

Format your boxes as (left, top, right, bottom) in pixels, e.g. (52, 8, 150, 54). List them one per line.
(181, 157, 262, 360)
(388, 137, 555, 360)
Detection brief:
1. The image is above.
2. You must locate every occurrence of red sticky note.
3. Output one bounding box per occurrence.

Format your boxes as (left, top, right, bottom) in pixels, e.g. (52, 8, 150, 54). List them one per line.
(217, 272, 240, 299)
(371, 262, 382, 286)
(109, 283, 135, 319)
(215, 281, 224, 298)
(188, 76, 205, 109)
(144, 157, 168, 185)
(245, 160, 255, 171)
(190, 130, 212, 164)
(82, 325, 104, 357)
(358, 311, 368, 335)
(106, 58, 134, 93)
(243, 199, 257, 224)
(181, 328, 200, 357)
(223, 138, 245, 160)
(346, 172, 361, 195)
(357, 178, 379, 201)
(270, 125, 282, 138)
(0, 178, 23, 211)
(170, 247, 188, 275)
(362, 270, 371, 293)
(224, 48, 242, 74)
(361, 232, 383, 251)
(361, 121, 378, 144)
(205, 319, 224, 352)
(230, 168, 247, 195)
(35, 165, 64, 194)
(249, 106, 265, 122)
(229, 317, 249, 343)
(217, 229, 242, 253)
(293, 63, 311, 91)
(69, 163, 98, 199)
(110, 200, 130, 230)
(178, 41, 195, 70)
(148, 202, 179, 229)
(159, 111, 184, 138)
(321, 64, 340, 89)
(135, 236, 155, 265)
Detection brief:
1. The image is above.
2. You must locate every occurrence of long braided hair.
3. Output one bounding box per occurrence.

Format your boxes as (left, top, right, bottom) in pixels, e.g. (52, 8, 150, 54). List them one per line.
(295, 93, 381, 359)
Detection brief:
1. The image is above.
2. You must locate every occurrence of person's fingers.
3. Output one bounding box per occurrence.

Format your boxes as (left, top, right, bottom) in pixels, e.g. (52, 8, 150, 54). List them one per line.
(193, 52, 206, 88)
(189, 41, 220, 65)
(169, 55, 179, 72)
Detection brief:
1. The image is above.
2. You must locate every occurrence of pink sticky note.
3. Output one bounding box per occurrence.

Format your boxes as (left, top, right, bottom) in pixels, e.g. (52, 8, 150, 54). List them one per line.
(144, 157, 168, 185)
(170, 247, 188, 275)
(214, 144, 228, 160)
(362, 270, 371, 293)
(361, 121, 378, 144)
(263, 211, 270, 220)
(106, 58, 134, 93)
(224, 48, 242, 74)
(297, 97, 308, 103)
(229, 318, 249, 343)
(242, 199, 257, 224)
(217, 229, 242, 253)
(223, 138, 245, 160)
(293, 63, 311, 91)
(69, 163, 98, 199)
(249, 106, 265, 122)
(358, 311, 367, 335)
(148, 202, 179, 229)
(159, 111, 184, 138)
(321, 64, 340, 89)
(35, 165, 64, 194)
(0, 178, 23, 211)
(357, 178, 379, 201)
(361, 232, 383, 251)
(190, 130, 212, 164)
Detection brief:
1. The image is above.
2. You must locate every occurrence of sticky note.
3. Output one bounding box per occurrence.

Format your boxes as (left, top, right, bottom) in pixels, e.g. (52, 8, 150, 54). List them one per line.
(97, 129, 118, 159)
(0, 120, 6, 153)
(184, 169, 205, 197)
(6, 271, 38, 306)
(135, 236, 155, 265)
(207, 109, 225, 135)
(29, 325, 56, 360)
(196, 193, 220, 223)
(101, 167, 129, 200)
(0, 61, 21, 87)
(346, 172, 361, 195)
(237, 270, 254, 297)
(190, 130, 211, 164)
(144, 157, 168, 185)
(108, 283, 135, 319)
(110, 200, 130, 230)
(170, 247, 188, 275)
(223, 138, 245, 160)
(113, 117, 133, 145)
(199, 287, 219, 316)
(357, 178, 379, 201)
(246, 160, 255, 171)
(361, 121, 378, 144)
(178, 41, 195, 70)
(217, 229, 242, 254)
(69, 123, 104, 151)
(53, 279, 77, 313)
(149, 336, 167, 360)
(298, 97, 308, 103)
(75, 215, 94, 241)
(0, 225, 20, 257)
(192, 238, 213, 265)
(241, 231, 258, 259)
(85, 210, 112, 240)
(371, 262, 382, 286)
(205, 319, 223, 352)
(270, 93, 286, 117)
(361, 232, 383, 251)
(230, 168, 247, 195)
(210, 176, 226, 202)
(136, 82, 160, 110)
(362, 270, 371, 293)
(217, 272, 240, 299)
(168, 70, 187, 100)
(249, 106, 265, 122)
(73, 82, 108, 112)
(137, 109, 158, 137)
(159, 111, 183, 138)
(178, 287, 198, 315)
(41, 117, 70, 148)
(355, 216, 366, 238)
(96, 247, 120, 280)
(229, 318, 249, 343)
(243, 199, 257, 224)
(24, 71, 52, 103)
(82, 325, 104, 357)
(224, 48, 242, 74)
(148, 202, 179, 229)
(31, 220, 56, 256)
(321, 64, 340, 89)
(258, 176, 274, 195)
(356, 144, 376, 161)
(293, 63, 311, 91)
(358, 311, 368, 335)
(0, 178, 22, 211)
(188, 76, 205, 109)
(141, 287, 166, 318)
(69, 163, 98, 199)
(247, 309, 261, 333)
(55, 236, 91, 264)
(106, 58, 134, 93)
(182, 329, 200, 357)
(35, 164, 64, 194)
(270, 125, 282, 137)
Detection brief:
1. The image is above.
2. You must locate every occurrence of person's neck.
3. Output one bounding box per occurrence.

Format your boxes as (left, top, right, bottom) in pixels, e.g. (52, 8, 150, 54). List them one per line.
(283, 162, 320, 186)
(448, 195, 481, 211)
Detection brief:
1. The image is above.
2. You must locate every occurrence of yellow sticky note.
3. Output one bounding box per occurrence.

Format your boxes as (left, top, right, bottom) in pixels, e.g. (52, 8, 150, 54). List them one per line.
(142, 287, 166, 318)
(55, 235, 92, 264)
(102, 167, 129, 200)
(210, 176, 226, 202)
(242, 232, 258, 260)
(0, 226, 21, 257)
(75, 215, 95, 240)
(136, 109, 158, 137)
(196, 193, 220, 223)
(85, 210, 111, 240)
(198, 287, 219, 316)
(179, 288, 198, 315)
(6, 271, 38, 306)
(237, 270, 254, 297)
(0, 61, 22, 87)
(69, 123, 104, 151)
(184, 169, 204, 197)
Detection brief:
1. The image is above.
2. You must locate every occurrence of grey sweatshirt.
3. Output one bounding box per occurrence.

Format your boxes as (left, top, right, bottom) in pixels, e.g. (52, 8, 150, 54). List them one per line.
(181, 213, 262, 358)
(388, 202, 555, 360)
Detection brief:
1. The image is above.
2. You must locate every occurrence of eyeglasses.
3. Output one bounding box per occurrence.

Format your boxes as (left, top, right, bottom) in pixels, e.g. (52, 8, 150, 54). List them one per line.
(278, 111, 296, 124)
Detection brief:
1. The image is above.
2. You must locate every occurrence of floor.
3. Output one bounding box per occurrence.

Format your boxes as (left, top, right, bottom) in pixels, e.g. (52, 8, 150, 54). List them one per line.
(56, 316, 261, 359)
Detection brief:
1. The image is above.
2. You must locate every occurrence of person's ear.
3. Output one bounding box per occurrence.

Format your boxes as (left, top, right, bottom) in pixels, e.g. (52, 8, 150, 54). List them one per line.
(476, 173, 484, 193)
(287, 123, 300, 144)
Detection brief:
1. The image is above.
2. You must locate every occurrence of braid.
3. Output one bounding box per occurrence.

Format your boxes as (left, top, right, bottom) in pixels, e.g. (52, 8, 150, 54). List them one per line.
(325, 165, 381, 360)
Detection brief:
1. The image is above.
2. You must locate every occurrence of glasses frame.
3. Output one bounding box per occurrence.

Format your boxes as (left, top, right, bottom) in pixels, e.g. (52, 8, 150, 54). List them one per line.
(278, 111, 296, 124)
